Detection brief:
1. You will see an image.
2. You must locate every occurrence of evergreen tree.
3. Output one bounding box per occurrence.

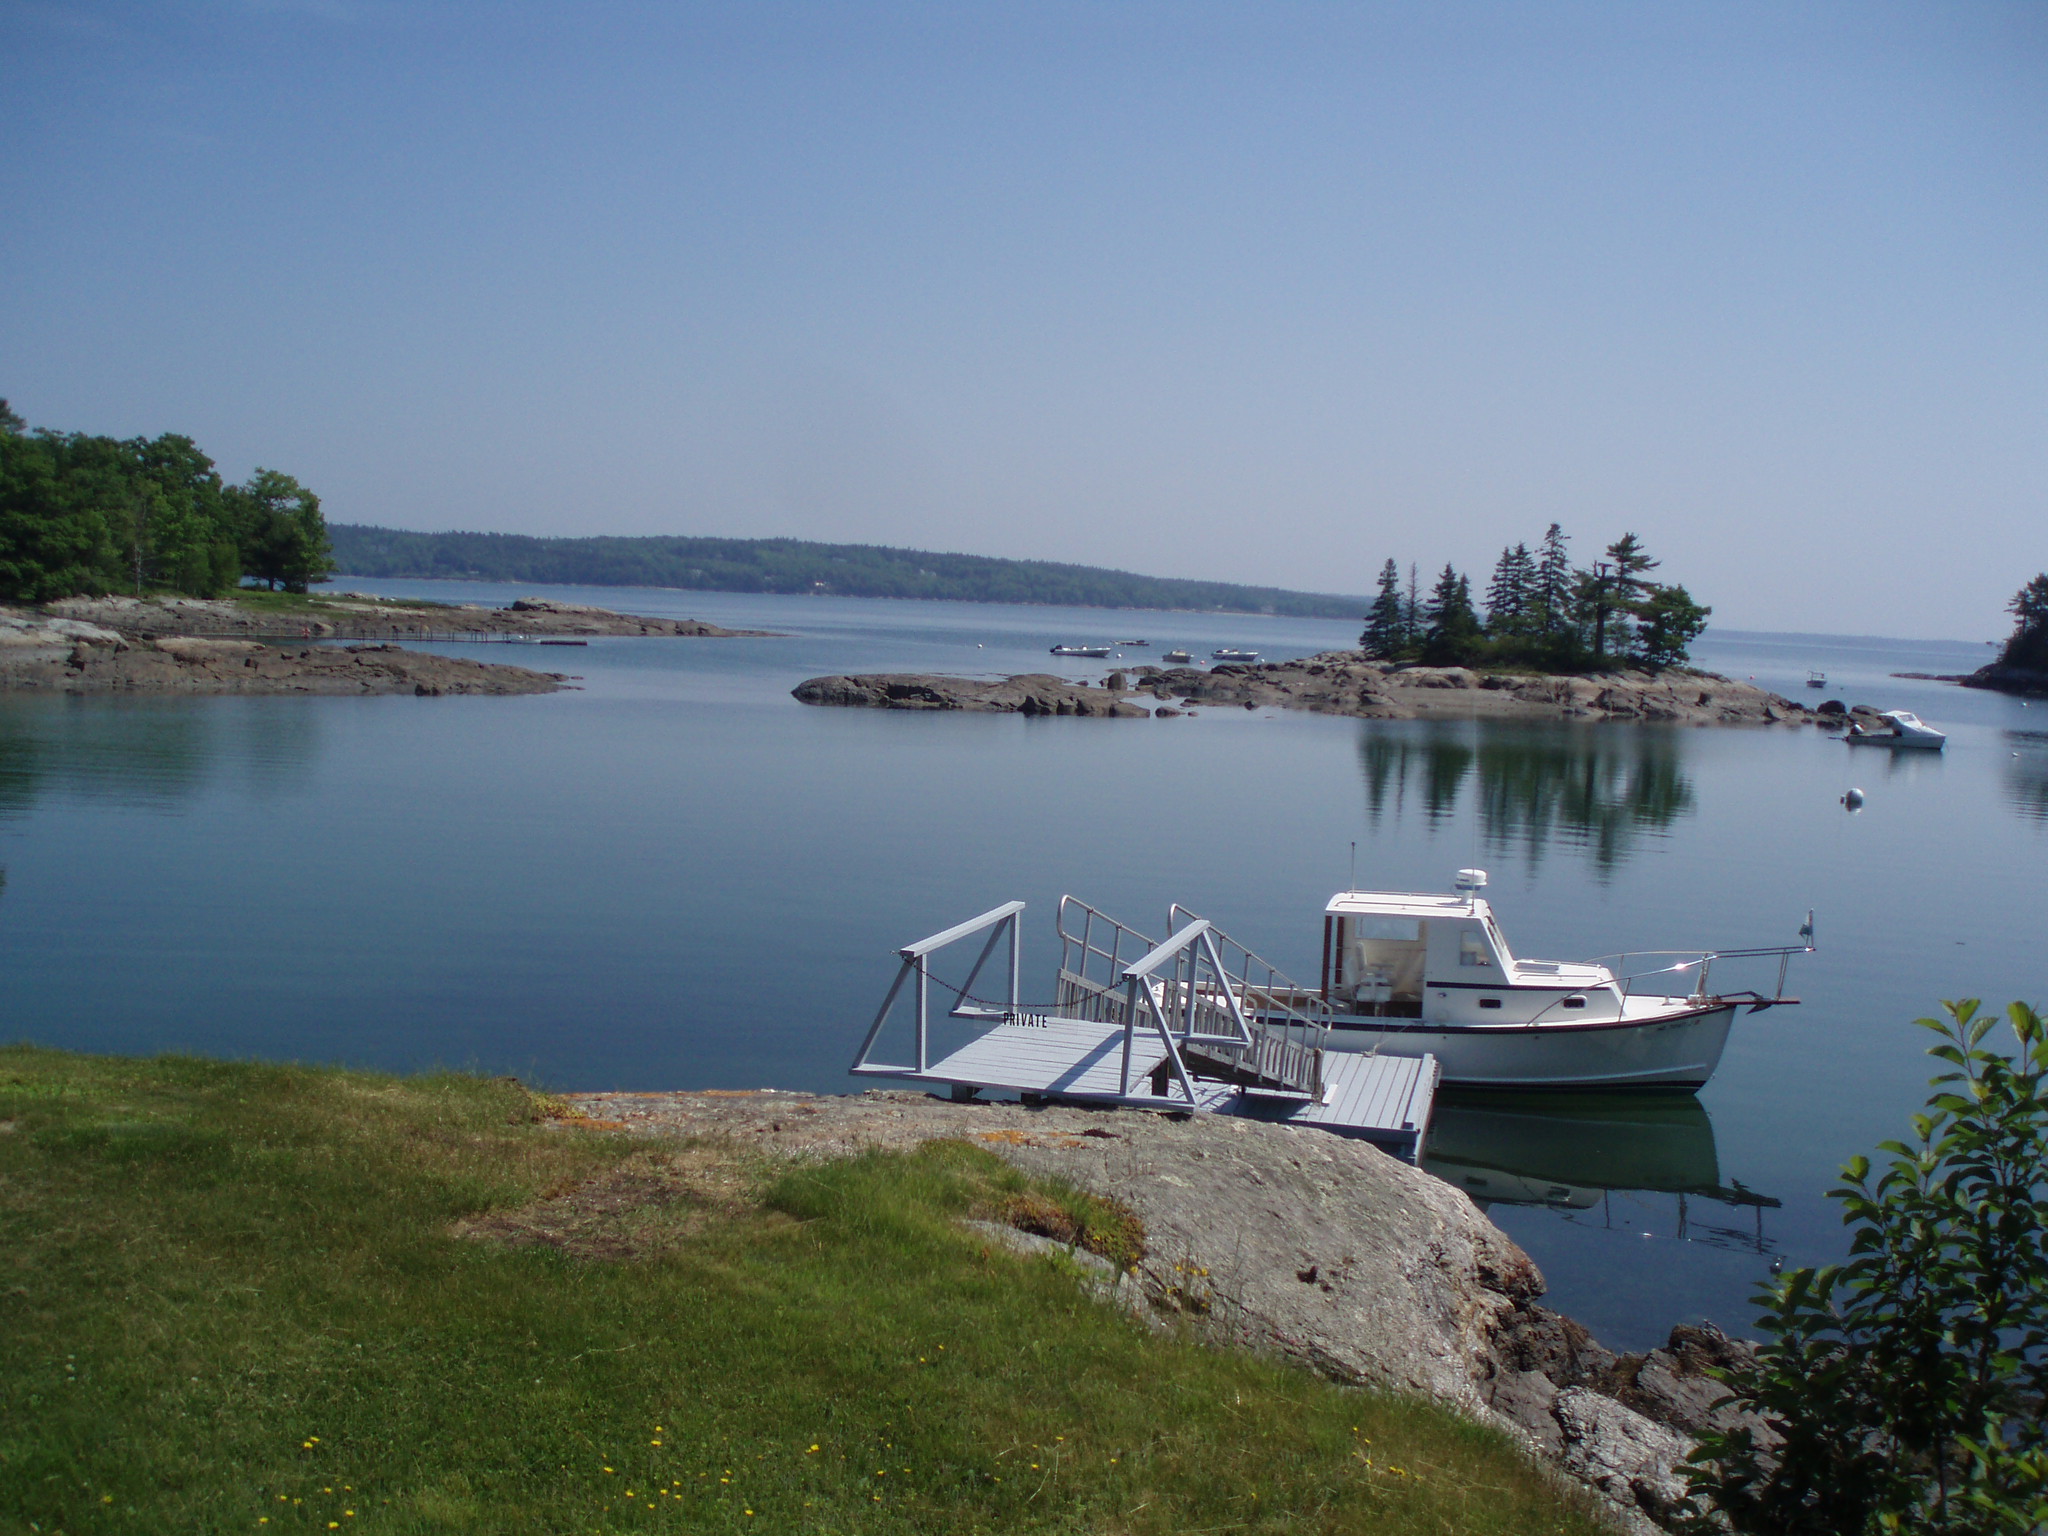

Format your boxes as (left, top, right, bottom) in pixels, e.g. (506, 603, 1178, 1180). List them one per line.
(1403, 562, 1421, 644)
(1581, 531, 1660, 664)
(1633, 583, 1710, 670)
(1532, 523, 1571, 639)
(1422, 563, 1480, 662)
(1999, 573, 2048, 673)
(1484, 543, 1536, 635)
(1360, 558, 1407, 657)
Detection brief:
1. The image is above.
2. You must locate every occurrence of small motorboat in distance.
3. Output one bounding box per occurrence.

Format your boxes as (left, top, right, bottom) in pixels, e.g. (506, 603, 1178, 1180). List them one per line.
(1280, 869, 1814, 1091)
(1845, 710, 1946, 750)
(1163, 649, 1192, 664)
(1050, 644, 1112, 658)
(1117, 638, 1148, 647)
(1210, 648, 1260, 663)
(1806, 670, 1827, 688)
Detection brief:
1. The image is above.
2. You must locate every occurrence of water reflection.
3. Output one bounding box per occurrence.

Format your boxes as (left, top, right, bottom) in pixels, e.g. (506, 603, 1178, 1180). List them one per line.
(1422, 1095, 1780, 1257)
(0, 699, 320, 817)
(1356, 722, 1696, 874)
(2003, 730, 2048, 826)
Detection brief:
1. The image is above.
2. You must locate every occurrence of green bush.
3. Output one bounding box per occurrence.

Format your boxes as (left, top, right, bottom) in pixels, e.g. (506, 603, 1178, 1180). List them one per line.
(1682, 1000, 2048, 1534)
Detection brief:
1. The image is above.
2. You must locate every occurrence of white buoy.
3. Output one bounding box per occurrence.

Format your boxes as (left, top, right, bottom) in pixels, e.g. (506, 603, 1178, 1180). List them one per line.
(1841, 787, 1866, 810)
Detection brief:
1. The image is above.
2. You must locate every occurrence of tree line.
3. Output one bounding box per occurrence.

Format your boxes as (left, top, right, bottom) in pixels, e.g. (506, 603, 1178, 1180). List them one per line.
(327, 525, 1374, 618)
(1359, 524, 1710, 672)
(0, 400, 334, 602)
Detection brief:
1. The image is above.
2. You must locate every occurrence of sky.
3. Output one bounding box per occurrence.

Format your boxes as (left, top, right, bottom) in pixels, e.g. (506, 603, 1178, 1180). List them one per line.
(2, 1, 2043, 637)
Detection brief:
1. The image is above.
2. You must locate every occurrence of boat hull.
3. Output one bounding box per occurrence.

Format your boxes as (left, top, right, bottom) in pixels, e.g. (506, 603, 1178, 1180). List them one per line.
(1320, 1003, 1738, 1090)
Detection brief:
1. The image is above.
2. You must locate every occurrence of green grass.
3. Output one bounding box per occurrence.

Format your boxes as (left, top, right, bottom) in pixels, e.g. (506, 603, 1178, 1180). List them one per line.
(223, 590, 455, 613)
(0, 1049, 1607, 1535)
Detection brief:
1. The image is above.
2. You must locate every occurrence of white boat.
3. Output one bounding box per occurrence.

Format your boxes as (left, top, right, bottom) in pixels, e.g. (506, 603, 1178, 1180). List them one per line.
(1211, 648, 1260, 663)
(1845, 709, 1946, 750)
(1049, 644, 1112, 658)
(1806, 670, 1827, 689)
(1289, 870, 1811, 1091)
(1163, 649, 1192, 663)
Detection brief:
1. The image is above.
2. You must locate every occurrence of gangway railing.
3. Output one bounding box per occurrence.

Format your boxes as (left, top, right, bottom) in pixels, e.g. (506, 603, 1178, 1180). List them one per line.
(1165, 903, 1331, 1098)
(851, 901, 1024, 1076)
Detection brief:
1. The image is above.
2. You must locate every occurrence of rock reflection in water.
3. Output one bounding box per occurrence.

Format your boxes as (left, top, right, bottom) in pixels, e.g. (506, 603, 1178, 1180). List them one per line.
(2004, 730, 2048, 825)
(1356, 721, 1695, 873)
(1421, 1094, 1780, 1257)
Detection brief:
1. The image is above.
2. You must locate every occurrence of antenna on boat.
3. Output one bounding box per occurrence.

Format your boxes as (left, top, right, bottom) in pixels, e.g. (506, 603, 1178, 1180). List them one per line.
(1348, 841, 1357, 893)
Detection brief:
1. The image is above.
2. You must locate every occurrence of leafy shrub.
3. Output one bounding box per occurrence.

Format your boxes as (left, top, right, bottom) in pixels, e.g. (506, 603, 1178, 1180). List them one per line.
(1682, 1000, 2048, 1535)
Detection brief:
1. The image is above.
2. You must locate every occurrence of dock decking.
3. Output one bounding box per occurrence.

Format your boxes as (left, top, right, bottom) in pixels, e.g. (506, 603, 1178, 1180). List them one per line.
(855, 1016, 1439, 1160)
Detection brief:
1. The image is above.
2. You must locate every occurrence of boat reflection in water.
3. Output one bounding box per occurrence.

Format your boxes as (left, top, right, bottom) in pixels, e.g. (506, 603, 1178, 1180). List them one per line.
(1421, 1094, 1781, 1255)
(1356, 721, 1695, 875)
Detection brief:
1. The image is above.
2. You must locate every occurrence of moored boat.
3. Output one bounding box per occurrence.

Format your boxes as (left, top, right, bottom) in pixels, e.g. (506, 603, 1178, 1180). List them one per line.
(1845, 709, 1945, 749)
(1210, 648, 1260, 663)
(1280, 870, 1812, 1091)
(1806, 670, 1826, 688)
(1049, 644, 1112, 658)
(1163, 649, 1192, 663)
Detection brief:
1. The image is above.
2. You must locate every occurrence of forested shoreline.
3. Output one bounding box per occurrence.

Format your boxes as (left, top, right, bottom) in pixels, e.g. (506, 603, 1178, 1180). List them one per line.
(0, 401, 333, 601)
(327, 524, 1371, 617)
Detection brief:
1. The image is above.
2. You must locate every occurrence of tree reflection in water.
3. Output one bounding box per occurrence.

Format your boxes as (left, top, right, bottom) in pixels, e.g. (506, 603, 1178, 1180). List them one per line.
(1356, 720, 1696, 874)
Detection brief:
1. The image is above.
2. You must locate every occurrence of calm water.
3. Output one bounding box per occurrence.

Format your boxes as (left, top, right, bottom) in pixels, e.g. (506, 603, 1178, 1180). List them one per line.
(2, 582, 2042, 1349)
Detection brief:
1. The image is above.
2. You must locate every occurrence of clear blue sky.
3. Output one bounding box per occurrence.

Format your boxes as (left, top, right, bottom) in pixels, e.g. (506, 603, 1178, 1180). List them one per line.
(4, 1, 2042, 636)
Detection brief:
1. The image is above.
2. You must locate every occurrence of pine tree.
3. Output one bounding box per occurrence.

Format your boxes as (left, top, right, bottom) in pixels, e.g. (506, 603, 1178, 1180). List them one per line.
(1485, 543, 1535, 635)
(1422, 563, 1480, 662)
(1532, 523, 1571, 638)
(1585, 532, 1659, 663)
(1404, 562, 1421, 643)
(1361, 558, 1407, 657)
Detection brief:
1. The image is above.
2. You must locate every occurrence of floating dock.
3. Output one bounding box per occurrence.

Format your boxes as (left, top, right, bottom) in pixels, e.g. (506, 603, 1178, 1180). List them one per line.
(852, 898, 1439, 1161)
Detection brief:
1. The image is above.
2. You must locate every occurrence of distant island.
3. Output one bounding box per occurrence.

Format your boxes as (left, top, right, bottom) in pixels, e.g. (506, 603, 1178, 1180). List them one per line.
(326, 525, 1371, 619)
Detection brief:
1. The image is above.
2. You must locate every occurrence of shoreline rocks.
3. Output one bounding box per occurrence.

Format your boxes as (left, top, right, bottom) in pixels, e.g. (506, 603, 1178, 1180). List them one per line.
(0, 614, 564, 695)
(1961, 662, 2048, 699)
(42, 593, 775, 641)
(556, 1086, 1762, 1530)
(793, 671, 1152, 716)
(796, 651, 1815, 726)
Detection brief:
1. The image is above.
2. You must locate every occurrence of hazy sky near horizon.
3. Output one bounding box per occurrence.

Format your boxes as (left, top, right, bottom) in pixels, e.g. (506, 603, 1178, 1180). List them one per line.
(3, 2, 2043, 638)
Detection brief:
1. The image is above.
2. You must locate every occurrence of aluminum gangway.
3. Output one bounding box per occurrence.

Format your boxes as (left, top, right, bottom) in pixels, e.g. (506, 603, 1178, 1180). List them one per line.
(849, 896, 1438, 1160)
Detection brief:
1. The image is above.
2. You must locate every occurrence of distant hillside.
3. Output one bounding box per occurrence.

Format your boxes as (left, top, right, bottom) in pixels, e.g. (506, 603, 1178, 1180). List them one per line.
(327, 526, 1369, 619)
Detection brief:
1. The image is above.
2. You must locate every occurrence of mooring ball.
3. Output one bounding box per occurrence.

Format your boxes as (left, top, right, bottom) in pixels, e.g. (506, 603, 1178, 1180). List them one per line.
(1841, 787, 1866, 810)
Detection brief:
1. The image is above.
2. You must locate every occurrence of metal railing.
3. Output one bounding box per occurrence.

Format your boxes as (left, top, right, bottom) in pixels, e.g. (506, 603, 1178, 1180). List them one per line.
(850, 901, 1025, 1076)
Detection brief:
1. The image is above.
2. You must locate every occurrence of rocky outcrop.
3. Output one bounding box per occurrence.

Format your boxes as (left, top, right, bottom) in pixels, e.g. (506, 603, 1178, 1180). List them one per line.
(555, 1087, 1765, 1529)
(0, 616, 564, 695)
(795, 653, 1813, 727)
(793, 672, 1152, 717)
(1962, 662, 2048, 699)
(42, 593, 772, 641)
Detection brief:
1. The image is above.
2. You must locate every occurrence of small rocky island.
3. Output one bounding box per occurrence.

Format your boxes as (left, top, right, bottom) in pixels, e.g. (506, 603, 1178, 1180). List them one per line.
(796, 652, 1814, 726)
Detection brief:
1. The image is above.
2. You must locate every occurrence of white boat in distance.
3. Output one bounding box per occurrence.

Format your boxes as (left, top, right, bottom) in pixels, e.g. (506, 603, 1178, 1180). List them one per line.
(1049, 644, 1112, 658)
(1282, 870, 1812, 1091)
(1806, 670, 1827, 688)
(1162, 649, 1193, 663)
(1845, 710, 1946, 750)
(1211, 648, 1260, 663)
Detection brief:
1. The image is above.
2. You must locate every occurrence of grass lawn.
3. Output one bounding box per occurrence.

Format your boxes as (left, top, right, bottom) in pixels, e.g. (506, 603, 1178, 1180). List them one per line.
(0, 1049, 1608, 1535)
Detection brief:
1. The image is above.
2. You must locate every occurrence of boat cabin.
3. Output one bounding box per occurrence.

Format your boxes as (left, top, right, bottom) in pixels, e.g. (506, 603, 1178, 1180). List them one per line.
(1318, 879, 1617, 1022)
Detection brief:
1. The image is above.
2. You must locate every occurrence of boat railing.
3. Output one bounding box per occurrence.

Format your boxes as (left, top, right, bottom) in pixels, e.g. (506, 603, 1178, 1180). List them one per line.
(1585, 917, 1816, 1005)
